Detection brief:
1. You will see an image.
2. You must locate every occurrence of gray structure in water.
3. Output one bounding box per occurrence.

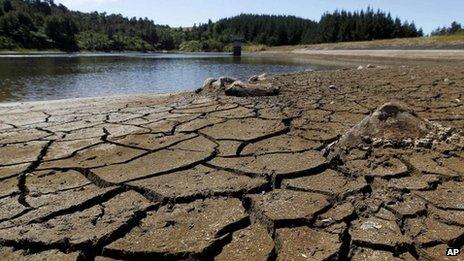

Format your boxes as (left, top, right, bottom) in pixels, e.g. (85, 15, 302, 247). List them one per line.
(233, 38, 242, 56)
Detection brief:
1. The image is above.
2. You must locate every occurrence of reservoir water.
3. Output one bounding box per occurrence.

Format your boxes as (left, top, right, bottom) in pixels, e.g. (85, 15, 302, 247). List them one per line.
(0, 53, 331, 102)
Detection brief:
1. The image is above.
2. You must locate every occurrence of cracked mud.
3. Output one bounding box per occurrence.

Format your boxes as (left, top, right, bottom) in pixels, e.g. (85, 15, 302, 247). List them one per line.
(0, 65, 463, 260)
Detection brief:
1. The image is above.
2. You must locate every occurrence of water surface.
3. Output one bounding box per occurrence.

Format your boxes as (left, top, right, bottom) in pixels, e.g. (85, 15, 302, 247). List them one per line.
(0, 53, 331, 102)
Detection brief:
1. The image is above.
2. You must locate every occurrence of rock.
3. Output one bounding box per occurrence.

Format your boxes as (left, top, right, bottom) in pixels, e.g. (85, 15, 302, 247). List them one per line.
(202, 77, 216, 89)
(329, 84, 338, 90)
(258, 73, 267, 80)
(248, 75, 259, 83)
(212, 76, 237, 89)
(248, 73, 267, 83)
(326, 102, 434, 160)
(225, 81, 279, 97)
(357, 66, 364, 70)
(366, 64, 376, 68)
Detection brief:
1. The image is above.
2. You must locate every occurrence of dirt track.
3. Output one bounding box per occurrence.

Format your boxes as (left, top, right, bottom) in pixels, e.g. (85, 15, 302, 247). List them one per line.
(292, 49, 464, 60)
(259, 48, 464, 68)
(0, 64, 463, 260)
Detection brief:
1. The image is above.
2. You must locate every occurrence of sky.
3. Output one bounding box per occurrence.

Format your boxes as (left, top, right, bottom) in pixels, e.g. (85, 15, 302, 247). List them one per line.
(56, 0, 464, 34)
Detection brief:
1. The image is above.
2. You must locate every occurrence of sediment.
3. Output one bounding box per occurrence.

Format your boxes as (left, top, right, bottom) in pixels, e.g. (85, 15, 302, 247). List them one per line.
(0, 64, 463, 260)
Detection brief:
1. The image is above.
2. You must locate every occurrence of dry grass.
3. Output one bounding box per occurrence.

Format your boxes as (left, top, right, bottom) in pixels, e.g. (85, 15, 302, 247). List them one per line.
(266, 34, 464, 52)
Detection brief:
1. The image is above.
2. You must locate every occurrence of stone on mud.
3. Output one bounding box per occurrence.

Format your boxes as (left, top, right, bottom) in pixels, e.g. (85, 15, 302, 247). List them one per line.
(327, 101, 434, 160)
(248, 73, 267, 83)
(225, 81, 280, 97)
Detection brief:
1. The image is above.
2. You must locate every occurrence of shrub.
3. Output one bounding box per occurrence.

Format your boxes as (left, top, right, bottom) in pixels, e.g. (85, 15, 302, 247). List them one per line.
(0, 35, 17, 49)
(179, 40, 202, 52)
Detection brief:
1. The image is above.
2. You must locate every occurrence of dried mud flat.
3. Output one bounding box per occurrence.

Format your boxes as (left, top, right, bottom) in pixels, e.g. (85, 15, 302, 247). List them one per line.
(0, 65, 463, 260)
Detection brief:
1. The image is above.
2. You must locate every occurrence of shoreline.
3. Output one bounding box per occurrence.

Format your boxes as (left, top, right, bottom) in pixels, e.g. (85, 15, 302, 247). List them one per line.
(1, 49, 463, 106)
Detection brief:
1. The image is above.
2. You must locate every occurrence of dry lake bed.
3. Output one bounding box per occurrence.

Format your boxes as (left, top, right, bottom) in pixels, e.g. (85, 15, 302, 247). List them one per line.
(0, 62, 463, 260)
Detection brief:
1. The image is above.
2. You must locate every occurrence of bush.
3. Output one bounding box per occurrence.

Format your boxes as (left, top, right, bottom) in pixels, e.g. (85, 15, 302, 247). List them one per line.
(111, 34, 153, 52)
(45, 14, 78, 50)
(179, 40, 202, 52)
(201, 39, 224, 52)
(76, 31, 111, 51)
(0, 35, 17, 49)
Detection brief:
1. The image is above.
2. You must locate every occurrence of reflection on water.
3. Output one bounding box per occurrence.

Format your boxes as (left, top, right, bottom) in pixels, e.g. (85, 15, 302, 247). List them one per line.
(0, 53, 332, 102)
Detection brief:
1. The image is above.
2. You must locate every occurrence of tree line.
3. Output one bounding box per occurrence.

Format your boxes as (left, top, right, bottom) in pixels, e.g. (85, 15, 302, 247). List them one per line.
(0, 0, 424, 52)
(186, 8, 423, 48)
(0, 0, 182, 51)
(431, 21, 463, 36)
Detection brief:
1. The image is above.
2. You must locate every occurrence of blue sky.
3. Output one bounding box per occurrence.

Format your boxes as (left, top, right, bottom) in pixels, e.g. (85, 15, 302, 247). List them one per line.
(56, 0, 463, 34)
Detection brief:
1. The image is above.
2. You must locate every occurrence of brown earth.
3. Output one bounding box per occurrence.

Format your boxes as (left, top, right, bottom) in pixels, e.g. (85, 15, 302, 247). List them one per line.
(0, 63, 463, 260)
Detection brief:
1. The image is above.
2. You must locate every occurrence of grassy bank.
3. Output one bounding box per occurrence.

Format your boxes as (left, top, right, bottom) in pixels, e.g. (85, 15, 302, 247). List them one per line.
(266, 34, 464, 52)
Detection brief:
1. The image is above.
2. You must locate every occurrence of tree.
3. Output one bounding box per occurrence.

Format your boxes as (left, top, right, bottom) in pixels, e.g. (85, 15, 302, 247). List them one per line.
(450, 21, 462, 34)
(432, 21, 463, 36)
(0, 1, 425, 51)
(45, 14, 78, 50)
(2, 0, 13, 13)
(76, 31, 111, 51)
